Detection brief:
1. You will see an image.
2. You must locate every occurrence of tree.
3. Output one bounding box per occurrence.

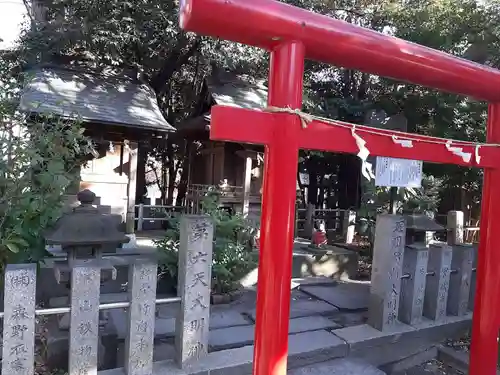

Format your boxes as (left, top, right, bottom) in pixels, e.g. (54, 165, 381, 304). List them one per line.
(0, 49, 95, 264)
(15, 0, 500, 215)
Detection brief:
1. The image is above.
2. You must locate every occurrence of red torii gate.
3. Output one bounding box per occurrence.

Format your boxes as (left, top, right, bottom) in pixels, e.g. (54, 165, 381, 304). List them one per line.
(180, 1, 500, 374)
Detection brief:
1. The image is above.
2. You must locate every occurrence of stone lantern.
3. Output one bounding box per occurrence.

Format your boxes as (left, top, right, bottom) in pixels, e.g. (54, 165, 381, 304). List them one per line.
(403, 213, 444, 245)
(45, 188, 130, 283)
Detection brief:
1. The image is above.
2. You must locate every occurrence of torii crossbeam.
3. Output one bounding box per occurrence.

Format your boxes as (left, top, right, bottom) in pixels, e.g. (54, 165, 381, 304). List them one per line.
(180, 1, 500, 374)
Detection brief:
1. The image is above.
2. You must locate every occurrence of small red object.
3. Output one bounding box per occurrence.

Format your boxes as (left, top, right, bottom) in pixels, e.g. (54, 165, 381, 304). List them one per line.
(312, 230, 327, 247)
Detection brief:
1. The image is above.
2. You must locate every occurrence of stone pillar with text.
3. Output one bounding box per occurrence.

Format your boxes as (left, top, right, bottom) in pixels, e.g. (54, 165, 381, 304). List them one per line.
(2, 264, 37, 375)
(368, 214, 406, 331)
(175, 215, 214, 368)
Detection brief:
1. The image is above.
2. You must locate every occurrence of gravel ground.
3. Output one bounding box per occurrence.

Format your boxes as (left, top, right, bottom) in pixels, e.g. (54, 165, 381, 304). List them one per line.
(394, 359, 465, 375)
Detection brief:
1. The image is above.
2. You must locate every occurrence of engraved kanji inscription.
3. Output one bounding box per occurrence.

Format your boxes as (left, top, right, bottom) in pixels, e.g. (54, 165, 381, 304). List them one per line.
(77, 322, 93, 336)
(10, 273, 30, 288)
(191, 271, 208, 288)
(139, 303, 152, 316)
(78, 345, 92, 356)
(139, 267, 152, 280)
(135, 336, 148, 352)
(190, 294, 208, 310)
(10, 343, 27, 356)
(188, 251, 208, 265)
(11, 324, 28, 339)
(187, 342, 205, 358)
(136, 320, 148, 333)
(10, 357, 25, 372)
(189, 317, 205, 331)
(189, 220, 210, 243)
(11, 305, 29, 322)
(79, 300, 92, 312)
(394, 220, 405, 233)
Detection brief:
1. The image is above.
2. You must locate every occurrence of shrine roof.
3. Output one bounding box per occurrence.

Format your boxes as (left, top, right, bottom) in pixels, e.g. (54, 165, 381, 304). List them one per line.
(19, 66, 175, 132)
(208, 73, 268, 110)
(177, 72, 268, 134)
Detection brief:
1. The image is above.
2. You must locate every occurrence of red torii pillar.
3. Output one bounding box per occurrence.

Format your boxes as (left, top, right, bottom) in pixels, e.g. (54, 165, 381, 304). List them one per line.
(180, 1, 500, 374)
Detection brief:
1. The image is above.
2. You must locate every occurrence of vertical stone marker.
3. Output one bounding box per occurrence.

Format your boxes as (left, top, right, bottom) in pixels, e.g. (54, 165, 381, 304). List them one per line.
(176, 215, 214, 368)
(368, 214, 406, 331)
(124, 259, 158, 374)
(468, 244, 478, 311)
(447, 211, 464, 245)
(423, 243, 452, 321)
(398, 244, 429, 325)
(448, 244, 474, 316)
(2, 264, 37, 375)
(69, 261, 101, 375)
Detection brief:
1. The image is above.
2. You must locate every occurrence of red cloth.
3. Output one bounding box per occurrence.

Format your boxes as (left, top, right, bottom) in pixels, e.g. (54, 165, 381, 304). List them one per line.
(313, 230, 327, 246)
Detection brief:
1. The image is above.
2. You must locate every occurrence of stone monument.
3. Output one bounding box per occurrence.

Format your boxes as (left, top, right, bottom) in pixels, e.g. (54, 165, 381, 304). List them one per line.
(175, 215, 214, 368)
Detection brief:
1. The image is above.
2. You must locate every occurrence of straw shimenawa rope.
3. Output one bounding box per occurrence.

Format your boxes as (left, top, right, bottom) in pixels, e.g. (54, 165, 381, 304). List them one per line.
(264, 106, 498, 150)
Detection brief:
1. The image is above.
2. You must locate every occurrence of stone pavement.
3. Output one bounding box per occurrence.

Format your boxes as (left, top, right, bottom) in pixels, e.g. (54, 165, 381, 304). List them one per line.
(289, 358, 386, 374)
(110, 279, 370, 366)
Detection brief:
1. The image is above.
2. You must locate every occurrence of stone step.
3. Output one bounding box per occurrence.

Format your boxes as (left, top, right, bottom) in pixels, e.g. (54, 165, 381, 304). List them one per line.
(208, 316, 340, 351)
(100, 329, 348, 375)
(289, 358, 386, 375)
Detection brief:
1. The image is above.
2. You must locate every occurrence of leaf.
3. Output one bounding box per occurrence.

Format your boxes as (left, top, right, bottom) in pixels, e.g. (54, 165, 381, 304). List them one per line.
(6, 242, 19, 253)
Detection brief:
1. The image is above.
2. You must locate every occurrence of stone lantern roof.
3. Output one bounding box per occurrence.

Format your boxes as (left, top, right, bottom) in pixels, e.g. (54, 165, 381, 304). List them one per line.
(45, 189, 129, 248)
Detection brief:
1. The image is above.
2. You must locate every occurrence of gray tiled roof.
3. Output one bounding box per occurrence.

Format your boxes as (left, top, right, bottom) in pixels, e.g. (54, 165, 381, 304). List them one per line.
(208, 73, 268, 110)
(19, 67, 175, 132)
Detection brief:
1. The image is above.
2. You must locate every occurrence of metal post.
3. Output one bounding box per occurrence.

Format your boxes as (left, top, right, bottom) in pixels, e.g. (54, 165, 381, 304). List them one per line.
(137, 204, 144, 231)
(253, 41, 305, 375)
(469, 104, 500, 375)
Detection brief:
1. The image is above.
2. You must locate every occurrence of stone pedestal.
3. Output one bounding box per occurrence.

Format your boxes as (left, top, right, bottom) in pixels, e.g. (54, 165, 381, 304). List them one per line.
(368, 214, 406, 331)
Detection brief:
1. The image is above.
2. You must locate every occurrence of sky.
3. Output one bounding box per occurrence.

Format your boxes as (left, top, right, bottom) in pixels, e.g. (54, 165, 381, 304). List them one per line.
(0, 0, 28, 50)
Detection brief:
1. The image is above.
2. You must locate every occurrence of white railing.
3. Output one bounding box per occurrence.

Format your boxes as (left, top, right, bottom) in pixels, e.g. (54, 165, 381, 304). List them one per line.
(187, 184, 261, 200)
(135, 204, 184, 231)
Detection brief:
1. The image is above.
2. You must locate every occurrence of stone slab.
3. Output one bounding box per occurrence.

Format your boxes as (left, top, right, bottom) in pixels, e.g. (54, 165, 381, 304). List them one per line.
(300, 282, 370, 311)
(247, 299, 339, 321)
(288, 358, 386, 375)
(209, 316, 340, 350)
(335, 313, 472, 353)
(109, 309, 251, 340)
(98, 330, 348, 375)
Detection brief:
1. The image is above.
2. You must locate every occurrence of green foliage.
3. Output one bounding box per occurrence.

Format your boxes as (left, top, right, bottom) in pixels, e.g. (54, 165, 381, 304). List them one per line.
(358, 174, 442, 220)
(0, 69, 95, 264)
(16, 0, 500, 212)
(155, 190, 259, 294)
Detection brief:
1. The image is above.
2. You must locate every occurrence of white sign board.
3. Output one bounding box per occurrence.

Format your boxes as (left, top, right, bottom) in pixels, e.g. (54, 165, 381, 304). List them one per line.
(375, 157, 423, 188)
